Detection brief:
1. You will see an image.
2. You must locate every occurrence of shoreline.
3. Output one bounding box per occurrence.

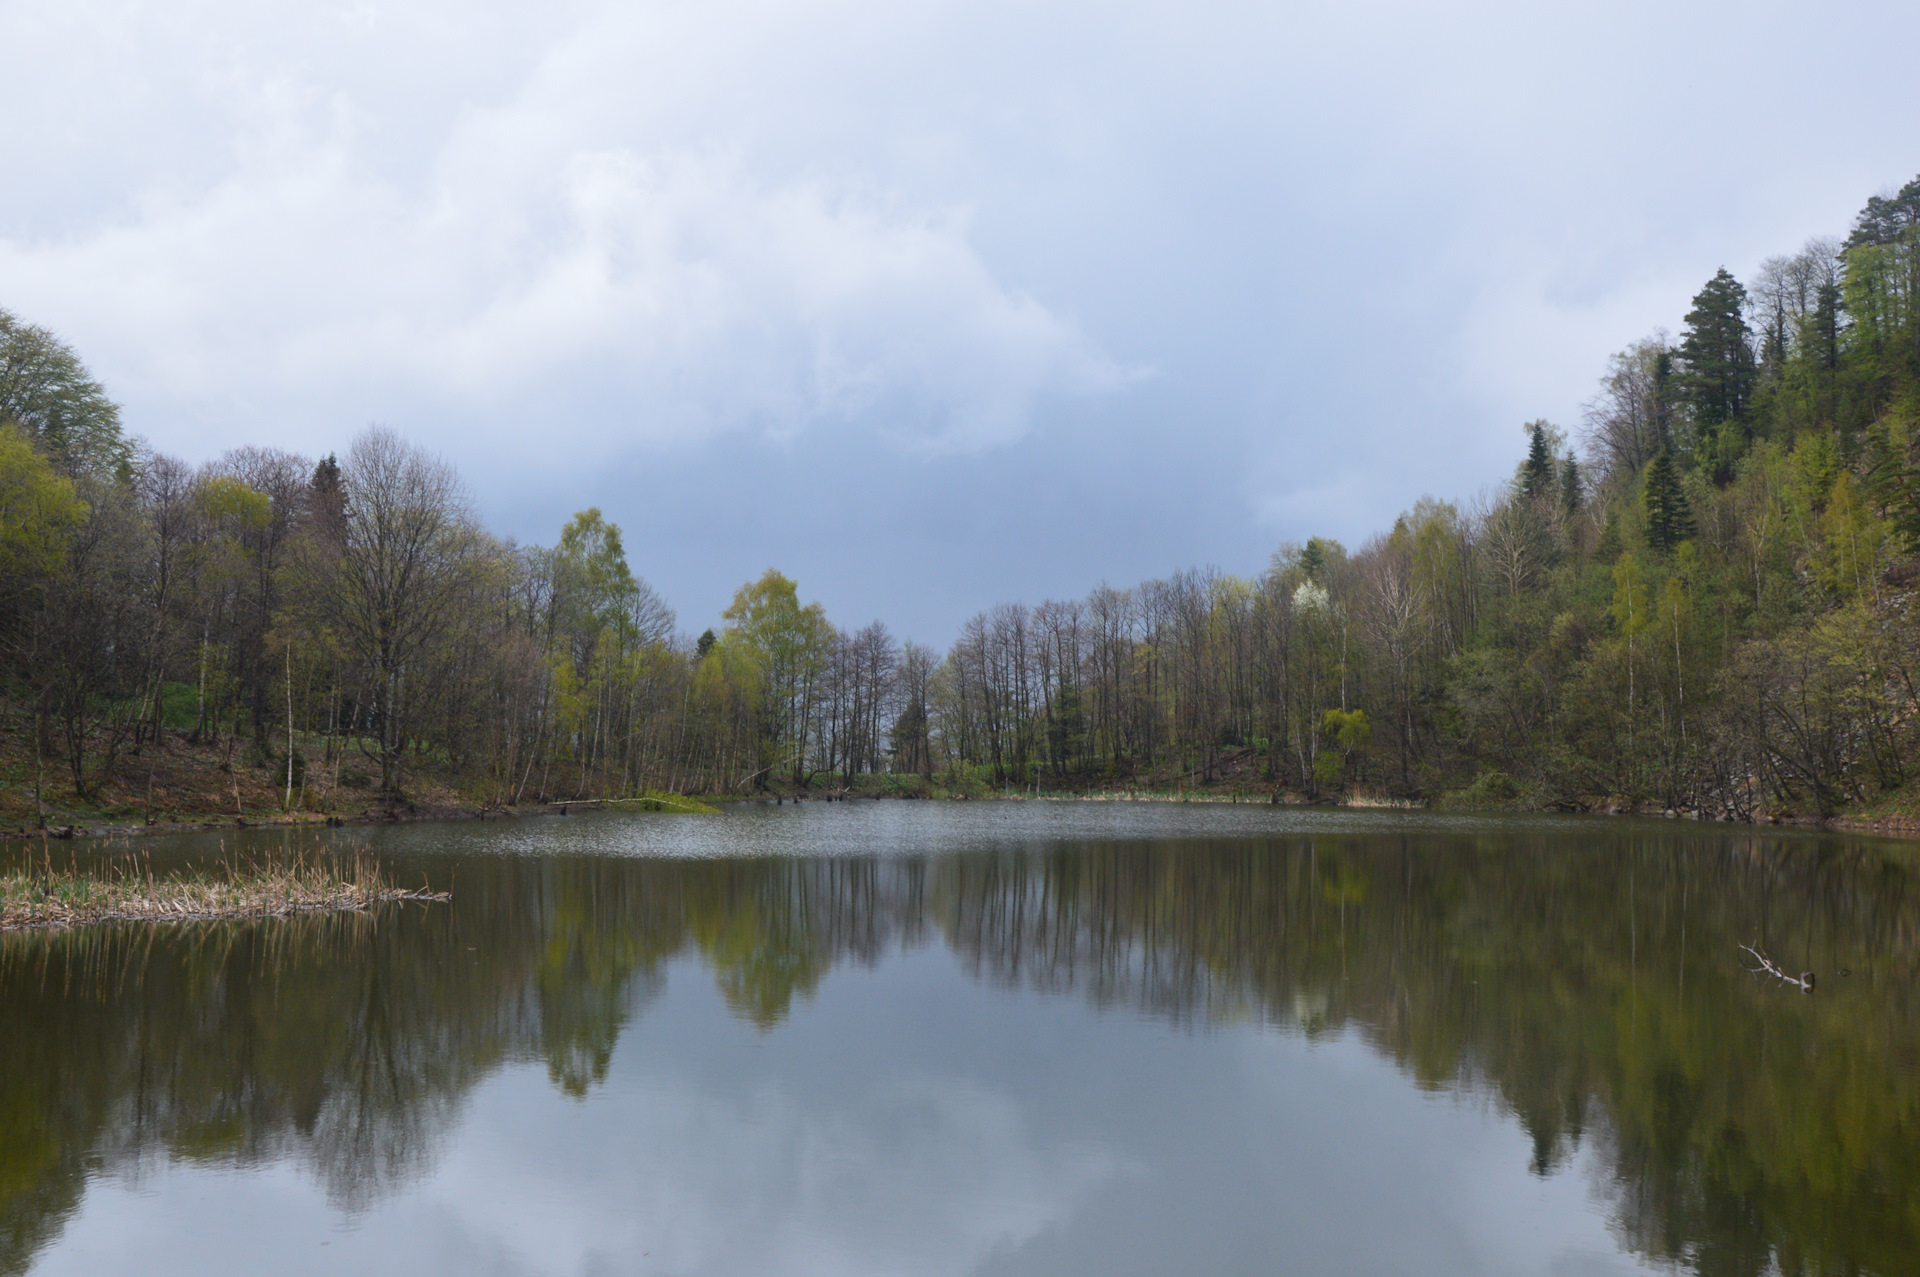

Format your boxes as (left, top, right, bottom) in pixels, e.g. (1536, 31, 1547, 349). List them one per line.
(7, 788, 1916, 848)
(0, 793, 721, 847)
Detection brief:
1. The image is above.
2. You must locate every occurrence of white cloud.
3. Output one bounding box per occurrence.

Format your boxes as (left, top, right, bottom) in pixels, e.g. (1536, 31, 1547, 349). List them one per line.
(37, 1065, 1135, 1277)
(0, 0, 1131, 460)
(429, 1071, 1131, 1277)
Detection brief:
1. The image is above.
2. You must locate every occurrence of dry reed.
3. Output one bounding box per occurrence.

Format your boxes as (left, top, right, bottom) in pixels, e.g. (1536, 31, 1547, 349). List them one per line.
(1, 843, 448, 931)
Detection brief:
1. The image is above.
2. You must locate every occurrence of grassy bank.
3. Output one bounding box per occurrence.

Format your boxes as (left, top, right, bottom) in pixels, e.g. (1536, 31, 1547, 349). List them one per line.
(1, 846, 448, 931)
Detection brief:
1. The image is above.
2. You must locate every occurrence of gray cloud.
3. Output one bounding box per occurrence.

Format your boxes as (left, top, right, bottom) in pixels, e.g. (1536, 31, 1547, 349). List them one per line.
(4, 0, 1919, 638)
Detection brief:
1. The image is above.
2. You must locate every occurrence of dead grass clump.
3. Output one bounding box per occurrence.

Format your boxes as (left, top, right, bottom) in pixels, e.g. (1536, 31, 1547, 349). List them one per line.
(0, 846, 449, 931)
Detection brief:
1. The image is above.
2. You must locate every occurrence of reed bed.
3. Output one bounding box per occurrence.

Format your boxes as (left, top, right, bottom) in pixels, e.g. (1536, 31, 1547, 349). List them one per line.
(1, 845, 448, 931)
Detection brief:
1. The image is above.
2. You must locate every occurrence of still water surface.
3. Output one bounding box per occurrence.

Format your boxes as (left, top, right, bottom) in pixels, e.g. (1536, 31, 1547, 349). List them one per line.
(4, 802, 1919, 1276)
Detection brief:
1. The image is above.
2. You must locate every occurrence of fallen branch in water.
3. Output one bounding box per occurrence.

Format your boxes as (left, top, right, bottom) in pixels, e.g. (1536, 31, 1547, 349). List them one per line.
(1, 847, 449, 931)
(1740, 943, 1815, 993)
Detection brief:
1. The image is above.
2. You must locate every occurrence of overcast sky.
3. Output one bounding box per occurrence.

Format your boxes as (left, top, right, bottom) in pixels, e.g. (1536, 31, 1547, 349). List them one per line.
(4, 0, 1918, 643)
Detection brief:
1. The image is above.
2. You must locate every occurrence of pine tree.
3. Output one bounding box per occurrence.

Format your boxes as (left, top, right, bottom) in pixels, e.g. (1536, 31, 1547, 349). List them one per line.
(1643, 450, 1694, 552)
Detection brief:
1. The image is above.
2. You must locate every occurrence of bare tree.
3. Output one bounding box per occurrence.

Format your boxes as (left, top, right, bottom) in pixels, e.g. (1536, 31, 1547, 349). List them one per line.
(1479, 494, 1554, 599)
(310, 427, 484, 796)
(1582, 334, 1675, 485)
(1354, 537, 1431, 791)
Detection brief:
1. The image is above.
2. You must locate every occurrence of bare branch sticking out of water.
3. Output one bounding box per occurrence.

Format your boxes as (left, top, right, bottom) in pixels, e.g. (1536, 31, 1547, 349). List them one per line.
(1, 847, 449, 931)
(1740, 943, 1815, 993)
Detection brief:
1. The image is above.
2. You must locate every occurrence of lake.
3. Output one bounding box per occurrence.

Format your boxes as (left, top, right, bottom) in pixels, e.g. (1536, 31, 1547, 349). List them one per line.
(3, 802, 1917, 1276)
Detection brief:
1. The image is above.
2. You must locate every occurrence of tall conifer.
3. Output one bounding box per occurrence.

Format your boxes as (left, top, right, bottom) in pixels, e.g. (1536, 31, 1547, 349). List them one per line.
(1559, 454, 1582, 517)
(1678, 269, 1755, 436)
(1643, 450, 1694, 551)
(1520, 422, 1555, 500)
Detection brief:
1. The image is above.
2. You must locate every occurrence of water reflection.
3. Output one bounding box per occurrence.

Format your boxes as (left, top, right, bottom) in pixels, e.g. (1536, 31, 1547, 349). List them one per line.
(3, 815, 1918, 1275)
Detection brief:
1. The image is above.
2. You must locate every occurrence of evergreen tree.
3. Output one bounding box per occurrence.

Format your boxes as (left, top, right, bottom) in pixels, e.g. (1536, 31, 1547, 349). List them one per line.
(1811, 279, 1843, 372)
(308, 453, 346, 539)
(1865, 429, 1920, 553)
(1298, 538, 1329, 581)
(1678, 268, 1756, 440)
(1520, 421, 1555, 500)
(1642, 450, 1694, 552)
(1844, 175, 1920, 378)
(1559, 454, 1582, 518)
(1842, 175, 1920, 250)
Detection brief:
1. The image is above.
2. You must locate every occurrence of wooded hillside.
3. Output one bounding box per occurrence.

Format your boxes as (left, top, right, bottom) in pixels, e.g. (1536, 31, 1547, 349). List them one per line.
(3, 175, 1918, 824)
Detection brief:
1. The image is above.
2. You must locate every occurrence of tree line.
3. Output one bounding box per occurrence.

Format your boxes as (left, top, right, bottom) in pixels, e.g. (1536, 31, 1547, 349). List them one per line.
(2, 172, 1919, 817)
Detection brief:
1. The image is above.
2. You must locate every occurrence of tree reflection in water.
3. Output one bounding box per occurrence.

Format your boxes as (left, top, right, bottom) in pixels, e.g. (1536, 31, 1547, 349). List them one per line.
(2, 828, 1918, 1276)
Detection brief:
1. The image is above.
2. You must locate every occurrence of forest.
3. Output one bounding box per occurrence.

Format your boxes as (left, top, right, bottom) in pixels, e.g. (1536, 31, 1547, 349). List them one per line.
(3, 173, 1919, 825)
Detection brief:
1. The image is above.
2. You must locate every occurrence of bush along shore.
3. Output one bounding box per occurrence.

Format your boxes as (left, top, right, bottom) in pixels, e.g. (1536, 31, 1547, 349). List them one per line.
(0, 843, 448, 931)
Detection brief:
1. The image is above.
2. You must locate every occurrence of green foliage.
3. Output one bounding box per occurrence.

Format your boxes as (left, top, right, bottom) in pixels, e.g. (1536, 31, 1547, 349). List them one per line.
(1453, 767, 1523, 806)
(1297, 537, 1330, 581)
(1813, 472, 1887, 599)
(1593, 507, 1622, 564)
(1865, 419, 1920, 552)
(1558, 453, 1583, 517)
(0, 423, 85, 581)
(723, 569, 832, 785)
(1520, 421, 1555, 501)
(158, 682, 199, 731)
(0, 309, 130, 478)
(1640, 450, 1694, 551)
(1314, 708, 1371, 791)
(1609, 552, 1650, 639)
(1678, 267, 1756, 444)
(1321, 707, 1371, 753)
(555, 508, 644, 644)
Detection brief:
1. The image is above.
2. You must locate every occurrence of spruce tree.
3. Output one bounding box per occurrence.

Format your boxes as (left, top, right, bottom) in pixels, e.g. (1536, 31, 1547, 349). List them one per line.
(1811, 280, 1842, 371)
(1643, 450, 1694, 552)
(1865, 429, 1920, 553)
(1520, 421, 1555, 500)
(1843, 174, 1920, 250)
(1559, 454, 1582, 517)
(1678, 268, 1756, 435)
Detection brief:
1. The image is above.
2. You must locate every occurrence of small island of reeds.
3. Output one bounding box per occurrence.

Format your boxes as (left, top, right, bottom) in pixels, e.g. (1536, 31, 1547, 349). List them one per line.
(1, 846, 449, 931)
